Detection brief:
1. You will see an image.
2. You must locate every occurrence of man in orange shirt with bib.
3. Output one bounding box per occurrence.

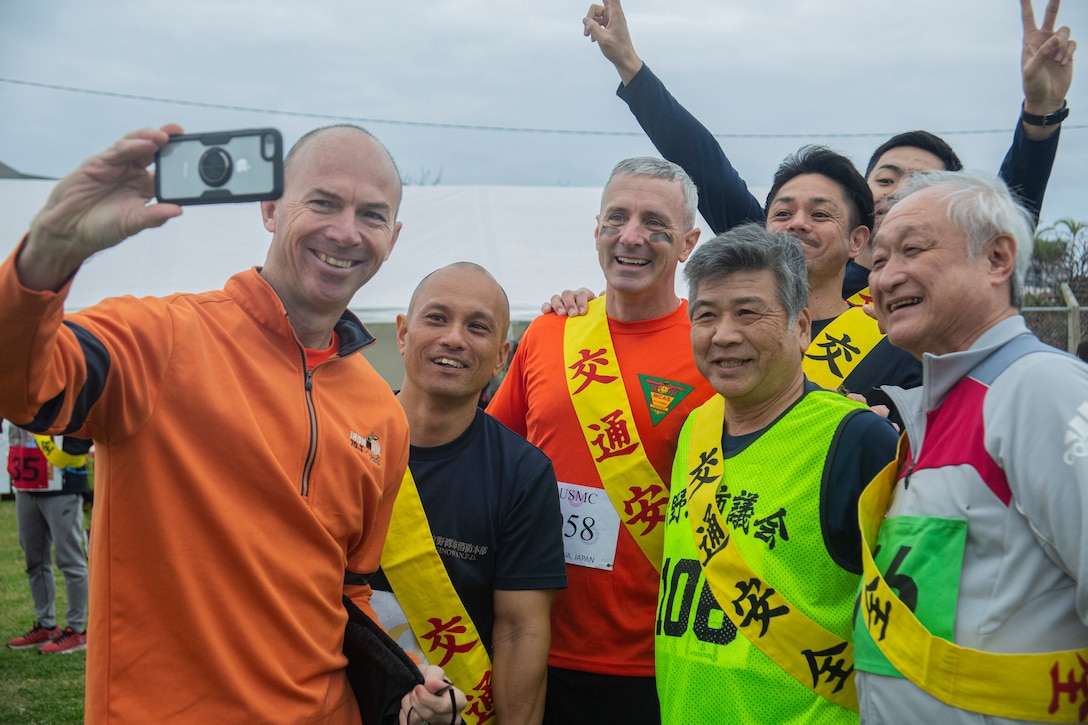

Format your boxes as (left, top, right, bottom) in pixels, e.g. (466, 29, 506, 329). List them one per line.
(488, 157, 715, 724)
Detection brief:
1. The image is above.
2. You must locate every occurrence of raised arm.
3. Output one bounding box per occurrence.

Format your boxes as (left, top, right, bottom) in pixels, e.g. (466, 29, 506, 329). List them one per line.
(18, 124, 184, 291)
(583, 0, 765, 234)
(1020, 0, 1074, 139)
(999, 0, 1076, 225)
(0, 125, 185, 433)
(582, 0, 643, 85)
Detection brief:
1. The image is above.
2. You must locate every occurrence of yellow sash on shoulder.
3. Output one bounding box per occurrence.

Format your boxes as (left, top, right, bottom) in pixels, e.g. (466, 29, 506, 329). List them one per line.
(858, 438, 1088, 722)
(33, 435, 87, 470)
(564, 296, 670, 572)
(381, 467, 494, 725)
(685, 395, 858, 710)
(846, 287, 872, 309)
(804, 306, 884, 392)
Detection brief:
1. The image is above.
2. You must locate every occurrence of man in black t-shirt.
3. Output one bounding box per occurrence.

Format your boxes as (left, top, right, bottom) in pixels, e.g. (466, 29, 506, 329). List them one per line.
(371, 263, 566, 725)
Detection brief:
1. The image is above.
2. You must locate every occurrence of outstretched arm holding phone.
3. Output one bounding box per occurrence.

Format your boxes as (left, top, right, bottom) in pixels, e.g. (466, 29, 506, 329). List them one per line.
(17, 124, 184, 292)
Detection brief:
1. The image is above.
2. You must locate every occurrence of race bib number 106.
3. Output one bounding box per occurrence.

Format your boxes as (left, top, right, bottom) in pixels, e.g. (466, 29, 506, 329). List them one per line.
(557, 482, 620, 571)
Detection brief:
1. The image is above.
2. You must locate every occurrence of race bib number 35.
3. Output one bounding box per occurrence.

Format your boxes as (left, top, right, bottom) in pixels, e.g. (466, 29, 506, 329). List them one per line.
(8, 447, 52, 491)
(558, 482, 620, 571)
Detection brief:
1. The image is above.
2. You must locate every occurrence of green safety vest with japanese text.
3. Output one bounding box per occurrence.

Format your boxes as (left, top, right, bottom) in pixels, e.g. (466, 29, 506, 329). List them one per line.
(656, 391, 864, 723)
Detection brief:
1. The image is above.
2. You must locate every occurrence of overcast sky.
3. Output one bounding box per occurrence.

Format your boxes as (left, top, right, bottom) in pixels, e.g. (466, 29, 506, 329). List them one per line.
(1, 1, 1084, 230)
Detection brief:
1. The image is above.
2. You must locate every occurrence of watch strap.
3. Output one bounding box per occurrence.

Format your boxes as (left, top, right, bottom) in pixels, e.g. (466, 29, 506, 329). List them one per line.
(1021, 100, 1069, 127)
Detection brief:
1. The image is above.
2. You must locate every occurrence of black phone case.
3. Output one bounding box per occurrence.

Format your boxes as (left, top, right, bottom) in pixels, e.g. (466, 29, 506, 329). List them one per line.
(154, 128, 284, 205)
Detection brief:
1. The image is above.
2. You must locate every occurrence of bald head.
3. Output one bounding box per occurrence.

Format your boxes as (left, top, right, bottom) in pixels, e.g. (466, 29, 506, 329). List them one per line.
(398, 263, 512, 406)
(285, 125, 403, 216)
(257, 125, 404, 345)
(408, 262, 511, 335)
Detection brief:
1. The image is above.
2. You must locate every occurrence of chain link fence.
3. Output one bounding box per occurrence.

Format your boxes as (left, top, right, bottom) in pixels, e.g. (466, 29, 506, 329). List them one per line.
(1022, 283, 1086, 353)
(1022, 305, 1088, 352)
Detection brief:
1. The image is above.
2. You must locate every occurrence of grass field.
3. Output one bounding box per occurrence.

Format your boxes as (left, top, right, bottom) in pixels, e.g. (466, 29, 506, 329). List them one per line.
(0, 497, 87, 724)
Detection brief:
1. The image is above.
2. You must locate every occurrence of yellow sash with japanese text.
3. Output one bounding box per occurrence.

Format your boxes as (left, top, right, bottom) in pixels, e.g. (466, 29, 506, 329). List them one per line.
(846, 287, 872, 309)
(381, 467, 494, 725)
(685, 395, 858, 711)
(33, 435, 87, 470)
(564, 296, 668, 572)
(858, 438, 1088, 722)
(804, 306, 884, 393)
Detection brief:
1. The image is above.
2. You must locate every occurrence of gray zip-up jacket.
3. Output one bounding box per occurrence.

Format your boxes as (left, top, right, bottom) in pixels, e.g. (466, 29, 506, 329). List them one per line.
(856, 316, 1088, 723)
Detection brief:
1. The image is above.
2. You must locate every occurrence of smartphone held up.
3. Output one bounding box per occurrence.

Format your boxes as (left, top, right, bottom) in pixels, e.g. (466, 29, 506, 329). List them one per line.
(155, 128, 283, 205)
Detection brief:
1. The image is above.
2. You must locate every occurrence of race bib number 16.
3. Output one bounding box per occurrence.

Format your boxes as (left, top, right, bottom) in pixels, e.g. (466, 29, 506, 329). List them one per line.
(557, 482, 620, 571)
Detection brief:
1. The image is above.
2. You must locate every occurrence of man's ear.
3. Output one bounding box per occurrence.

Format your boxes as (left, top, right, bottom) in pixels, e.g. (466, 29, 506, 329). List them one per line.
(986, 233, 1017, 287)
(847, 225, 870, 260)
(260, 200, 277, 233)
(796, 307, 812, 352)
(384, 221, 403, 261)
(394, 314, 409, 356)
(493, 339, 511, 378)
(678, 228, 702, 263)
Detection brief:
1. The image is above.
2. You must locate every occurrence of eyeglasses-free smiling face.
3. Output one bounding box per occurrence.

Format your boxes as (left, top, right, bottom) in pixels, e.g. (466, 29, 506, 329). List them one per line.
(397, 265, 510, 405)
(260, 128, 402, 323)
(869, 186, 1012, 359)
(689, 269, 810, 417)
(765, 173, 866, 286)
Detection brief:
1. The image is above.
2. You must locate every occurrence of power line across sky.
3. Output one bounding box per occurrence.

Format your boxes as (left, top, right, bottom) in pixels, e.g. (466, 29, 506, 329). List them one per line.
(5, 77, 1083, 140)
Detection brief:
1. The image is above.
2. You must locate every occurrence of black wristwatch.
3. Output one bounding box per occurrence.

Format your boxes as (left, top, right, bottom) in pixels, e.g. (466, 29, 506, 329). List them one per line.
(1021, 100, 1069, 127)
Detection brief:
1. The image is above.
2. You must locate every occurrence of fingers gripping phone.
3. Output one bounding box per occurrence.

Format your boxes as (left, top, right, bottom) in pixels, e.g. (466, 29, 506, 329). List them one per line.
(155, 128, 283, 205)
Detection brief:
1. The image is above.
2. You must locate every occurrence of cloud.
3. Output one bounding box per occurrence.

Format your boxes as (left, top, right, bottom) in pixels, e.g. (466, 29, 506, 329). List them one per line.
(0, 0, 1083, 228)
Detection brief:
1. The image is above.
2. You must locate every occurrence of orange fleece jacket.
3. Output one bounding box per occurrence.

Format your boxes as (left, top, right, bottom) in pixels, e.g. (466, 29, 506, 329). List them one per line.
(0, 249, 409, 723)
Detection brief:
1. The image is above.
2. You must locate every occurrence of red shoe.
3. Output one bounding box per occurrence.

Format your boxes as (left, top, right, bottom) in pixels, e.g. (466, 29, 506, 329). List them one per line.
(6, 622, 60, 650)
(39, 627, 87, 655)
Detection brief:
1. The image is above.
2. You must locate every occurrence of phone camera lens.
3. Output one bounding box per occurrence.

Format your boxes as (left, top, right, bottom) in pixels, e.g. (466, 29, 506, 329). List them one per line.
(198, 147, 233, 187)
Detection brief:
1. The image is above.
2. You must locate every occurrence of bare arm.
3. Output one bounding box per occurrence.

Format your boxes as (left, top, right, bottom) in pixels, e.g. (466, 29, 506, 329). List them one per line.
(582, 0, 764, 234)
(491, 588, 555, 725)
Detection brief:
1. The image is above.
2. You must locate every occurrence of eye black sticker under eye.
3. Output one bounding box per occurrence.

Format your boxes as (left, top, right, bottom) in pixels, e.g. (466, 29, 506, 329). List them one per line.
(600, 225, 621, 237)
(650, 231, 673, 244)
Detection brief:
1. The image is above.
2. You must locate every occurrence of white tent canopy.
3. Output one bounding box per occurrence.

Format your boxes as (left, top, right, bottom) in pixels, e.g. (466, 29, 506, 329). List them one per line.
(0, 179, 738, 324)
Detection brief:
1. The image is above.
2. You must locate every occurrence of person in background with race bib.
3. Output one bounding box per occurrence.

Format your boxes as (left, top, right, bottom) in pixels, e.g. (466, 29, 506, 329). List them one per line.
(370, 263, 566, 725)
(5, 423, 92, 655)
(656, 224, 897, 723)
(487, 157, 715, 724)
(854, 171, 1088, 724)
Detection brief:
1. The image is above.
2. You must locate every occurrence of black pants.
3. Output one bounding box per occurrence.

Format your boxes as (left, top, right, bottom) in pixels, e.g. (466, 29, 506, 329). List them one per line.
(543, 666, 661, 725)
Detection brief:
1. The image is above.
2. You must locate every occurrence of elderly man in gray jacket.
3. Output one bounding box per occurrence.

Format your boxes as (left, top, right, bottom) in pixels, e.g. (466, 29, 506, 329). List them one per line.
(854, 169, 1088, 724)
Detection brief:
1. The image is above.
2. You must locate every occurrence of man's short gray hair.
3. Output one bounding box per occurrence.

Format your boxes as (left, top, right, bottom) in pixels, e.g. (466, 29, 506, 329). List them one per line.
(684, 223, 809, 321)
(891, 170, 1035, 308)
(604, 157, 699, 230)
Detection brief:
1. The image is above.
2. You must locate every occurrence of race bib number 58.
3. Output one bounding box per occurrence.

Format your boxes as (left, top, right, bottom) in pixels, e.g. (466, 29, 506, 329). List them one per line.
(557, 482, 621, 571)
